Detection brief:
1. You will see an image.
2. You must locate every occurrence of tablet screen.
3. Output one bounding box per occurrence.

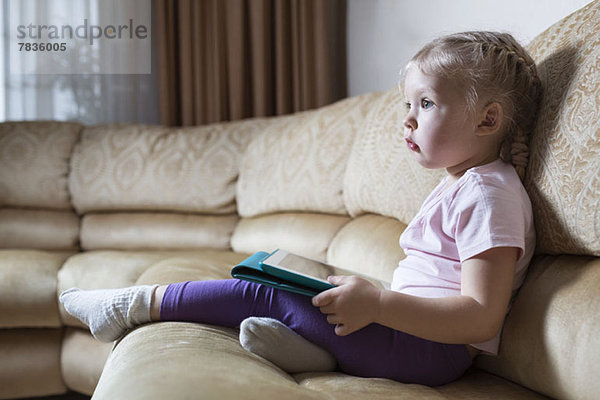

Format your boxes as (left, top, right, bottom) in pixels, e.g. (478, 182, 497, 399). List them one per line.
(262, 250, 333, 284)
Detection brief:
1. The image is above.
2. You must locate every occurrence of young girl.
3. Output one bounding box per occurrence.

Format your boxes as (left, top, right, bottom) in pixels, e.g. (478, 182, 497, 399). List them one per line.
(60, 31, 541, 387)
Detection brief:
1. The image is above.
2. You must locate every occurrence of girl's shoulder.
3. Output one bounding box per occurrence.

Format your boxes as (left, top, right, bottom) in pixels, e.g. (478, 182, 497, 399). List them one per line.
(418, 159, 531, 219)
(449, 159, 533, 216)
(456, 159, 526, 197)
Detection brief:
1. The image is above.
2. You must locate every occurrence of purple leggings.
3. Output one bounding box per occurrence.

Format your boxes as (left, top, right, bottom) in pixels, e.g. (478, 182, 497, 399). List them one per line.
(160, 279, 472, 386)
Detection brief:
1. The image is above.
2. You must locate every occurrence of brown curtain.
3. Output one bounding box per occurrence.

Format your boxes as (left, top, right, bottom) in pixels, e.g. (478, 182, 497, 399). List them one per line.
(155, 0, 347, 126)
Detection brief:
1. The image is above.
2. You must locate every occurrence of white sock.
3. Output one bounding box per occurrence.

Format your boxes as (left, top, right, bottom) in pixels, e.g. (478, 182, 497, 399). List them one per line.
(59, 285, 158, 342)
(239, 317, 337, 373)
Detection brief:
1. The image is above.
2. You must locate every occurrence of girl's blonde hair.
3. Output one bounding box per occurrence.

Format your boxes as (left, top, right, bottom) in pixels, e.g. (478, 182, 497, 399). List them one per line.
(407, 31, 542, 180)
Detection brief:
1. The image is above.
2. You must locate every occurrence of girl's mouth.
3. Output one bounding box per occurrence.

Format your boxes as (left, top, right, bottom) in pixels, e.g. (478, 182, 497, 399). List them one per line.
(405, 138, 420, 152)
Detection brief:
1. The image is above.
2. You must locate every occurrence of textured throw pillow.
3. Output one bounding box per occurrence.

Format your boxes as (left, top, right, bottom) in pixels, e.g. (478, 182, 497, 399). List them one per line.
(524, 0, 600, 256)
(0, 121, 82, 209)
(237, 92, 380, 217)
(70, 119, 270, 214)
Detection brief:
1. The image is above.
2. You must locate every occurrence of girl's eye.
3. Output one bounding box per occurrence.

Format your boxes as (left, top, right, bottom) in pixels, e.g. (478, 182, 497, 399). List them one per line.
(404, 102, 412, 111)
(421, 99, 433, 109)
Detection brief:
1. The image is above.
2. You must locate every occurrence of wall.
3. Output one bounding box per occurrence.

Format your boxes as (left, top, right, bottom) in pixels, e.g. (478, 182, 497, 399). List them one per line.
(347, 0, 594, 96)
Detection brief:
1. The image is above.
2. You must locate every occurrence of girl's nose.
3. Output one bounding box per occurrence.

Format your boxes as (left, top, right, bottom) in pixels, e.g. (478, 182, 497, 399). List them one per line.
(403, 116, 417, 131)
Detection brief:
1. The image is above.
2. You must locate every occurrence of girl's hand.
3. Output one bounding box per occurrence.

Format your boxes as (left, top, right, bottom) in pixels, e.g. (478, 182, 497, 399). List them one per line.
(312, 276, 382, 336)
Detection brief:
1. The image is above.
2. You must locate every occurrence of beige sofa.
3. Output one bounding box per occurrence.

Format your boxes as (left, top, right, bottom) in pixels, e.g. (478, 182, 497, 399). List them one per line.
(1, 2, 599, 399)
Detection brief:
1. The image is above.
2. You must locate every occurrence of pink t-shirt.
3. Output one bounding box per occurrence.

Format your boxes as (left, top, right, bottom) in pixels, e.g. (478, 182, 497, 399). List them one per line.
(391, 158, 535, 355)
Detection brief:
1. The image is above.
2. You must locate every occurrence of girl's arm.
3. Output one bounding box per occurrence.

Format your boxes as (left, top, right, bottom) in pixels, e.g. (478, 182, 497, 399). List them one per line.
(312, 246, 518, 344)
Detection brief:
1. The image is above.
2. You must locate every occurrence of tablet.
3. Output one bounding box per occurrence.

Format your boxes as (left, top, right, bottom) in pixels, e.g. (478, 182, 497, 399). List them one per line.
(260, 249, 335, 289)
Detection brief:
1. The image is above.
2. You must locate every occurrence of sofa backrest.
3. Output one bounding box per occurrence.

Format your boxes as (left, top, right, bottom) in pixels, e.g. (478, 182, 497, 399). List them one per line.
(0, 121, 81, 250)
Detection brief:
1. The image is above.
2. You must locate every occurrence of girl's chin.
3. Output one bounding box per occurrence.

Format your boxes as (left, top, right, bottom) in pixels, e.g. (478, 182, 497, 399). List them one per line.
(410, 152, 430, 166)
(412, 155, 443, 170)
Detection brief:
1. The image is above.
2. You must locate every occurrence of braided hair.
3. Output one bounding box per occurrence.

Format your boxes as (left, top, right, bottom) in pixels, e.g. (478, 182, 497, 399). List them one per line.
(407, 32, 542, 181)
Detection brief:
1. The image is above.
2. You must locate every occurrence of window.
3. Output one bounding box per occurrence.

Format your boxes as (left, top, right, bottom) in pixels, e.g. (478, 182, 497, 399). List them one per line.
(0, 0, 158, 124)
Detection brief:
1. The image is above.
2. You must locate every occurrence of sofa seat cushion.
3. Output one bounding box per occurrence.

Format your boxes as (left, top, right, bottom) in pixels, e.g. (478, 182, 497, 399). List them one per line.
(80, 212, 238, 251)
(61, 328, 113, 396)
(0, 208, 80, 250)
(231, 213, 351, 262)
(295, 369, 547, 399)
(135, 250, 249, 285)
(57, 249, 249, 328)
(0, 250, 73, 328)
(92, 323, 545, 400)
(0, 328, 67, 399)
(92, 322, 326, 400)
(135, 249, 389, 300)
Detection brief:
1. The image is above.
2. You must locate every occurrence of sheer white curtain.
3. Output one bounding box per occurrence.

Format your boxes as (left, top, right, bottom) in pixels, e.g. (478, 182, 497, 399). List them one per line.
(0, 0, 159, 124)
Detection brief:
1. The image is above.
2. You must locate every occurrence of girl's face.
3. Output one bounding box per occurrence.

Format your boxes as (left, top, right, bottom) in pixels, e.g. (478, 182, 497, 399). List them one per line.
(402, 66, 490, 179)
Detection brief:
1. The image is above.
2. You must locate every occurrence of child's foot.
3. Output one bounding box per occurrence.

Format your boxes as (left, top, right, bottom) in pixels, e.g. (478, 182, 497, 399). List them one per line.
(59, 285, 158, 342)
(239, 317, 337, 373)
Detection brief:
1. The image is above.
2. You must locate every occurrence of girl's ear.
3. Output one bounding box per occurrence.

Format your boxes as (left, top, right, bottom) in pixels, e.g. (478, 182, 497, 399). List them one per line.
(476, 102, 503, 136)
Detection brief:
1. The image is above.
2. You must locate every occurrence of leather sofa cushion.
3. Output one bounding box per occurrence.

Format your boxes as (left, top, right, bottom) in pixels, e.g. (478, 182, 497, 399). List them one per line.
(80, 212, 238, 251)
(231, 213, 350, 262)
(523, 0, 600, 256)
(343, 87, 446, 224)
(57, 249, 248, 328)
(237, 93, 379, 218)
(61, 328, 113, 396)
(476, 255, 600, 400)
(0, 250, 72, 328)
(134, 249, 383, 294)
(57, 250, 209, 327)
(93, 322, 545, 400)
(0, 208, 79, 250)
(135, 250, 247, 285)
(92, 322, 314, 400)
(0, 329, 66, 399)
(0, 121, 81, 210)
(327, 214, 406, 283)
(295, 369, 547, 399)
(69, 120, 269, 215)
(134, 248, 380, 291)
